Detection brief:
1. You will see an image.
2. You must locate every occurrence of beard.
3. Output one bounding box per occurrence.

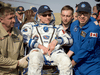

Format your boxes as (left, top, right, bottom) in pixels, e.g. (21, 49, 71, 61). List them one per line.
(62, 21, 71, 27)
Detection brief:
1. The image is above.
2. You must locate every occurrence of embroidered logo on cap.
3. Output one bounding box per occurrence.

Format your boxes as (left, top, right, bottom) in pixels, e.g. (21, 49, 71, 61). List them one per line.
(44, 6, 48, 9)
(81, 4, 86, 8)
(19, 7, 23, 11)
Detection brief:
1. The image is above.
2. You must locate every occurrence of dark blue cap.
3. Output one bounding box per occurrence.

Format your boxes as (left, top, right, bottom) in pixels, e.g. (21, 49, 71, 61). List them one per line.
(38, 5, 53, 14)
(31, 7, 37, 12)
(76, 2, 91, 13)
(16, 6, 24, 13)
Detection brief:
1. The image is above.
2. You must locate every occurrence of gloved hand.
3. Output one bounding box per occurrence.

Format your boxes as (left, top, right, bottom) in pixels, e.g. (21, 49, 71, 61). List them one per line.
(18, 54, 29, 68)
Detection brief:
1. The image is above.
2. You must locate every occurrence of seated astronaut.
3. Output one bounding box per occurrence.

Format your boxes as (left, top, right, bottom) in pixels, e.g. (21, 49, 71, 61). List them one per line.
(21, 5, 73, 75)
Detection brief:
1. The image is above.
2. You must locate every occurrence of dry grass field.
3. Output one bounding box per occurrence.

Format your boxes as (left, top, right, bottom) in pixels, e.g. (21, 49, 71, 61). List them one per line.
(54, 13, 61, 25)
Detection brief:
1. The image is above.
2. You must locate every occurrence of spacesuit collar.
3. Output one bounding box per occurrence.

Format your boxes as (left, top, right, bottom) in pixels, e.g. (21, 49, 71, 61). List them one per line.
(38, 23, 53, 25)
(40, 23, 48, 25)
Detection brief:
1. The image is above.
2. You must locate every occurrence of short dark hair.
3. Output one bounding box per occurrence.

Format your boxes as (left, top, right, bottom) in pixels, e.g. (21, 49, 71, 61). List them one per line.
(75, 4, 78, 8)
(93, 6, 97, 11)
(0, 7, 15, 17)
(61, 5, 74, 15)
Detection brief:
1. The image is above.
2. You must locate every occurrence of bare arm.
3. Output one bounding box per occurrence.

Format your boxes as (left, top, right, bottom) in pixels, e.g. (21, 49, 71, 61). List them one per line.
(38, 44, 49, 55)
(67, 50, 74, 57)
(71, 59, 77, 67)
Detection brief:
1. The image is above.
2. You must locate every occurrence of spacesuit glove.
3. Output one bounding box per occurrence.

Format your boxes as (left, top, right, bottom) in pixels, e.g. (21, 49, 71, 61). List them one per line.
(18, 54, 29, 68)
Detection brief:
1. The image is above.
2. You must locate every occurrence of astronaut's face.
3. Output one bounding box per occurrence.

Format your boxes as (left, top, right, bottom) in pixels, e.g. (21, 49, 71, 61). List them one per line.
(38, 11, 51, 25)
(78, 11, 91, 27)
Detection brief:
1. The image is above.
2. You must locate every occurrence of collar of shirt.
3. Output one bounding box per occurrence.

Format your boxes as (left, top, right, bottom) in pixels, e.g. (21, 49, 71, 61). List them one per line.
(15, 16, 22, 23)
(60, 22, 72, 33)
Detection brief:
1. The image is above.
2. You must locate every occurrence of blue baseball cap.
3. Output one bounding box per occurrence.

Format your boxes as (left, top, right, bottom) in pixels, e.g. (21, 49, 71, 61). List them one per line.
(76, 2, 91, 13)
(16, 6, 24, 14)
(38, 5, 53, 14)
(31, 7, 37, 12)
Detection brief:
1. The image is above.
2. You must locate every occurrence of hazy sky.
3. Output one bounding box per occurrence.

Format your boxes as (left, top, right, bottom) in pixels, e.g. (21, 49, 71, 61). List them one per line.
(1, 0, 99, 13)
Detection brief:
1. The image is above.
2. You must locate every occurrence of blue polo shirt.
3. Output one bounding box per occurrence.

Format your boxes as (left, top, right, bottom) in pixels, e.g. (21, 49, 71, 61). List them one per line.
(70, 18, 100, 75)
(14, 16, 22, 30)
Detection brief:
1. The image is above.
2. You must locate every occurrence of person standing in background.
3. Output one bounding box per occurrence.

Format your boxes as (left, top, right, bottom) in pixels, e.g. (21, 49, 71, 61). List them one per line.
(14, 6, 25, 30)
(93, 6, 98, 13)
(31, 7, 37, 15)
(60, 5, 74, 53)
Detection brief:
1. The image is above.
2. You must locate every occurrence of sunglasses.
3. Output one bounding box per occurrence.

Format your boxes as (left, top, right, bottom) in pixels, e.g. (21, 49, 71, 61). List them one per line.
(42, 14, 51, 17)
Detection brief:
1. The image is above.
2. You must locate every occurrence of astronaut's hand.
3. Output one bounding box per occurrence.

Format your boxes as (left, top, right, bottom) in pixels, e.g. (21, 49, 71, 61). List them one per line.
(48, 39, 58, 56)
(38, 44, 49, 54)
(18, 54, 29, 68)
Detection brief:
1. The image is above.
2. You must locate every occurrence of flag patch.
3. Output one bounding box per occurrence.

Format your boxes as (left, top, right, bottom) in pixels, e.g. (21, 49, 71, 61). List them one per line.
(90, 32, 98, 37)
(62, 30, 65, 34)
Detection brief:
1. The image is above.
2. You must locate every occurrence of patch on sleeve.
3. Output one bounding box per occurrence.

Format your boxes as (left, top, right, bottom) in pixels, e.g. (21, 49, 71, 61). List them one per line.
(90, 32, 98, 37)
(94, 21, 99, 25)
(62, 30, 65, 34)
(23, 28, 28, 32)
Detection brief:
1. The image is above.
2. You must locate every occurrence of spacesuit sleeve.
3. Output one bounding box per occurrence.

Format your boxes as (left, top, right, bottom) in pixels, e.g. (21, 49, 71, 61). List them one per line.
(21, 23, 39, 48)
(72, 27, 99, 63)
(21, 23, 33, 43)
(57, 26, 73, 46)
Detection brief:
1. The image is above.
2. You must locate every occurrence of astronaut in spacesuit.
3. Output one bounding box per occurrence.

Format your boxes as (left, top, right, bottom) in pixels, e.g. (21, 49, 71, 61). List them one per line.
(21, 5, 73, 75)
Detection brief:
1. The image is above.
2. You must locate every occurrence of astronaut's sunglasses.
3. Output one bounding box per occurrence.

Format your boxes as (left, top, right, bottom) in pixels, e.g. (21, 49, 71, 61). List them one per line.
(42, 14, 51, 17)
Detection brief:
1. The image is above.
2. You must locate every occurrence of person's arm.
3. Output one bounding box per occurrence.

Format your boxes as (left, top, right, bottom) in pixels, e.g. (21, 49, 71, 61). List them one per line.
(72, 28, 99, 67)
(57, 26, 73, 46)
(48, 39, 58, 56)
(21, 23, 49, 55)
(48, 25, 73, 55)
(18, 37, 24, 59)
(21, 23, 39, 48)
(67, 50, 74, 57)
(38, 44, 49, 55)
(71, 59, 77, 67)
(0, 48, 18, 69)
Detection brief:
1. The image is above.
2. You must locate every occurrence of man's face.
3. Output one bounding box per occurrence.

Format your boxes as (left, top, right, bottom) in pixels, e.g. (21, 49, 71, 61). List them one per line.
(78, 11, 91, 25)
(0, 13, 15, 29)
(92, 14, 97, 19)
(61, 10, 73, 25)
(16, 12, 23, 20)
(38, 11, 51, 25)
(74, 12, 78, 21)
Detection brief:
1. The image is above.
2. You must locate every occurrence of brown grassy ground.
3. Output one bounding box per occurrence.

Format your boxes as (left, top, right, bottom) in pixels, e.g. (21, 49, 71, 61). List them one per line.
(54, 13, 61, 25)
